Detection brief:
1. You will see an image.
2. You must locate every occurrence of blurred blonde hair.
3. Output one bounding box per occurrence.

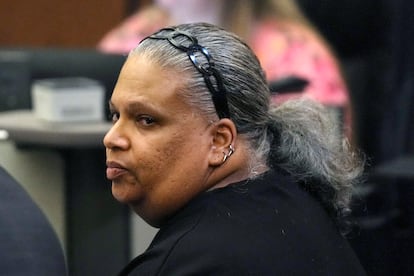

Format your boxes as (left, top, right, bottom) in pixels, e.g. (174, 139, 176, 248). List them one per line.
(220, 0, 315, 39)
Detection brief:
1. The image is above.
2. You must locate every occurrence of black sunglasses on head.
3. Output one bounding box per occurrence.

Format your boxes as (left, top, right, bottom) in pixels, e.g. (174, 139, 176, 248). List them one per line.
(143, 27, 230, 119)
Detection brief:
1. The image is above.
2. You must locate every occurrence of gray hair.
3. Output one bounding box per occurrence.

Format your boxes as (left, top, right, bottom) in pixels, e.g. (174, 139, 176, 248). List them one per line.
(132, 22, 364, 229)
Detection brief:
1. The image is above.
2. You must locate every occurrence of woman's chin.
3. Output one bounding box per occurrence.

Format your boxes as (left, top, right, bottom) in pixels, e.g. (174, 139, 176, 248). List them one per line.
(111, 182, 137, 204)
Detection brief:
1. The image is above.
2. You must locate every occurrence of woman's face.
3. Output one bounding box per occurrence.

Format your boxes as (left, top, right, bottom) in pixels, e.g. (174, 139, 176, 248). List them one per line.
(103, 54, 215, 226)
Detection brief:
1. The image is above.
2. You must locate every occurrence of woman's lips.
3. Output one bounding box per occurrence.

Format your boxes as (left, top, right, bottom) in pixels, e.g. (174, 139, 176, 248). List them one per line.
(106, 161, 128, 180)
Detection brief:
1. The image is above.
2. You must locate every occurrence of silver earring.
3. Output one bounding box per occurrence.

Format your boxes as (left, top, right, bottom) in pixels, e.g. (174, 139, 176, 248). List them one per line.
(222, 144, 235, 163)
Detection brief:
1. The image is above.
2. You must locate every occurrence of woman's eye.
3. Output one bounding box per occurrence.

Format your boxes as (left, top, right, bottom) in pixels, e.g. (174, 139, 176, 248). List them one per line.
(137, 115, 155, 126)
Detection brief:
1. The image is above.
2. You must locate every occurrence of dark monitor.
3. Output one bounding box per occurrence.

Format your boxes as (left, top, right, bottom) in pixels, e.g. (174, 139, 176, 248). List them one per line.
(0, 47, 126, 118)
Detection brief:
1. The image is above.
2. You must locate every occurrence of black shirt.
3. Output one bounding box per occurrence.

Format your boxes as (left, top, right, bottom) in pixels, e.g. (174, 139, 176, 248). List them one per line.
(120, 168, 366, 275)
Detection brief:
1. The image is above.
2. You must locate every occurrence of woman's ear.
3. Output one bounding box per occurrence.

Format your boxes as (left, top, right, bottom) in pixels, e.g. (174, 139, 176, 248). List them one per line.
(208, 119, 237, 166)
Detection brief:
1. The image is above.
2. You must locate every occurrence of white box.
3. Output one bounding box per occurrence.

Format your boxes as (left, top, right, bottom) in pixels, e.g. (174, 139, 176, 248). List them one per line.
(31, 77, 105, 122)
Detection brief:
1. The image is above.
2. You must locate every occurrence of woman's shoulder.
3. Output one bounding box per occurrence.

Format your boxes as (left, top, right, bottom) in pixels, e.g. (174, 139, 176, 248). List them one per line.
(164, 170, 332, 249)
(159, 171, 364, 274)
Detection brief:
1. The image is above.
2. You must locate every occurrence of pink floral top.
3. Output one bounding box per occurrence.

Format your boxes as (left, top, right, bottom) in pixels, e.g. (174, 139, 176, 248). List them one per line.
(250, 20, 351, 135)
(97, 6, 170, 54)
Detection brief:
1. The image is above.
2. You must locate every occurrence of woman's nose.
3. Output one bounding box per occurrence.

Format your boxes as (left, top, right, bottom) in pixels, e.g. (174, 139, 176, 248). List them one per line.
(103, 123, 129, 150)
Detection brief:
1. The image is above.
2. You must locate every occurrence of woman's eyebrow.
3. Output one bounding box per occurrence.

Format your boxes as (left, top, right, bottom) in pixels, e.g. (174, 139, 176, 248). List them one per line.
(109, 98, 163, 115)
(125, 102, 145, 114)
(108, 100, 142, 112)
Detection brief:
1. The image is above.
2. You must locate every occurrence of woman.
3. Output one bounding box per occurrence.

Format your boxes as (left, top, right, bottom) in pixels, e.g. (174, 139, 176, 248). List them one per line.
(98, 0, 353, 139)
(104, 22, 365, 275)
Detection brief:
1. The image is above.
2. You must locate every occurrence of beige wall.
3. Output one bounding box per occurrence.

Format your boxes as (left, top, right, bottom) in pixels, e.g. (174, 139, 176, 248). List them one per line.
(0, 140, 66, 250)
